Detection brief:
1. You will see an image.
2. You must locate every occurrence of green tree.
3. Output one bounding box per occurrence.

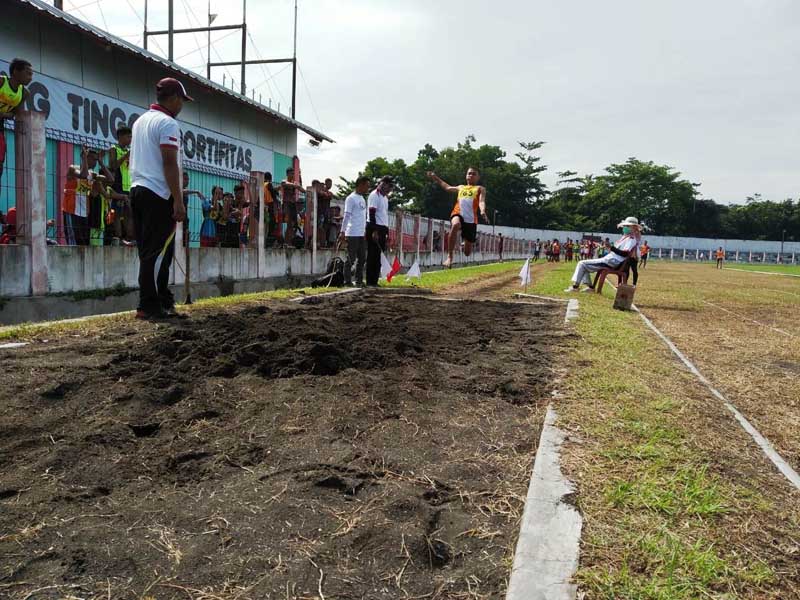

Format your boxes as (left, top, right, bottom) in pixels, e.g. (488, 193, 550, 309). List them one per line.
(345, 136, 550, 225)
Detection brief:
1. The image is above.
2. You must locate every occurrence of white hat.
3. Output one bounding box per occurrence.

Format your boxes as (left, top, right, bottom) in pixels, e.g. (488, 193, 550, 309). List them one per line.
(617, 216, 641, 229)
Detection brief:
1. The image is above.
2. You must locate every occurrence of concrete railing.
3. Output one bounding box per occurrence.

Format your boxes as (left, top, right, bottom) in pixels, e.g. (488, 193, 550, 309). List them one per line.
(0, 112, 528, 302)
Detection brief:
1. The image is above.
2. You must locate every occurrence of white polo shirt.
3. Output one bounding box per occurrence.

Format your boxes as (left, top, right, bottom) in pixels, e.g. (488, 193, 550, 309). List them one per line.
(130, 105, 182, 200)
(367, 189, 389, 227)
(342, 192, 367, 237)
(606, 235, 639, 266)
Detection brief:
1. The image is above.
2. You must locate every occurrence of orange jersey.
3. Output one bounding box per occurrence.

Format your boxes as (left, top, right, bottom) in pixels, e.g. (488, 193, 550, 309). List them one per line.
(451, 185, 481, 224)
(715, 250, 724, 259)
(63, 176, 91, 217)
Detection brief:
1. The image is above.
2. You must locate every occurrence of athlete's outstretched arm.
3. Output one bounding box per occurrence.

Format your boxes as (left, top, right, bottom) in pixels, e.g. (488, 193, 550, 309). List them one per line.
(426, 171, 459, 193)
(479, 187, 489, 222)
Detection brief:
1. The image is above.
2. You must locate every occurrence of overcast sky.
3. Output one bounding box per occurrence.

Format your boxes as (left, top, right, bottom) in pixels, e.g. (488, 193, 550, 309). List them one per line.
(62, 0, 798, 204)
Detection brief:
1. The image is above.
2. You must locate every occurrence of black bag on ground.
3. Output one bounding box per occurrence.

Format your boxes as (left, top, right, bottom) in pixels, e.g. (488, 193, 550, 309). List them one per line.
(311, 256, 345, 288)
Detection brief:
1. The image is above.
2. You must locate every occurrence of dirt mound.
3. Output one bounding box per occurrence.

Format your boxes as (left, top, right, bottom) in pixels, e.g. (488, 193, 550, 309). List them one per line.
(0, 292, 568, 599)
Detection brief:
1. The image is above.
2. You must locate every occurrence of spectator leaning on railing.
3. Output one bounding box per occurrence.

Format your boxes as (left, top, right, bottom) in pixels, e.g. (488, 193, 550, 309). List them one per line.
(108, 126, 135, 244)
(200, 185, 221, 247)
(63, 147, 113, 246)
(0, 58, 33, 192)
(129, 77, 190, 320)
(281, 166, 303, 247)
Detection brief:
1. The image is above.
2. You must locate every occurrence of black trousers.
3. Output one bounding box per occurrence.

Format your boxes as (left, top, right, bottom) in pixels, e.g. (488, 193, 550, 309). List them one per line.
(131, 186, 176, 312)
(365, 224, 388, 286)
(345, 236, 366, 285)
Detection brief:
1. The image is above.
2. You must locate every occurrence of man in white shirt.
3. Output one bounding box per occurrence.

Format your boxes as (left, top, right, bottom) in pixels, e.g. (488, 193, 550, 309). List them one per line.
(365, 176, 394, 286)
(339, 175, 369, 287)
(565, 217, 641, 292)
(129, 77, 191, 319)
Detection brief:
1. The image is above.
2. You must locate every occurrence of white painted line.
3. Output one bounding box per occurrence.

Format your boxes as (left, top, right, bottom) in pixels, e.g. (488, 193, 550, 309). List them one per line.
(564, 299, 579, 324)
(0, 342, 29, 349)
(506, 405, 581, 600)
(290, 288, 362, 303)
(514, 293, 570, 303)
(701, 300, 795, 338)
(725, 268, 800, 278)
(634, 306, 800, 491)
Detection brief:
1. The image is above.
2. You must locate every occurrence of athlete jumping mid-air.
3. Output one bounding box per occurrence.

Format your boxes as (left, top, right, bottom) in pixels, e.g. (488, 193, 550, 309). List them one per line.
(427, 167, 488, 268)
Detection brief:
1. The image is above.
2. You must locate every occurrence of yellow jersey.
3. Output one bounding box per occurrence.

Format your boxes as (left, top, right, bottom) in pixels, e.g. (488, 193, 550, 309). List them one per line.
(0, 75, 24, 114)
(451, 185, 481, 224)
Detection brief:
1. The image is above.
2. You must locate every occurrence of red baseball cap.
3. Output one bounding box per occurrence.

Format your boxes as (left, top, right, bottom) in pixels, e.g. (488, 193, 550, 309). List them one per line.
(156, 77, 194, 101)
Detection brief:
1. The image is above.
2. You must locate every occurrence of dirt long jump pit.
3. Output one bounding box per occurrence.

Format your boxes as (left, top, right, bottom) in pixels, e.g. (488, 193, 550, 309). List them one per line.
(1, 289, 569, 599)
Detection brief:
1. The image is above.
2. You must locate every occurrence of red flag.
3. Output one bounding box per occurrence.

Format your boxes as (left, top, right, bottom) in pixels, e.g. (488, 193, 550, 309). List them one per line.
(387, 256, 402, 282)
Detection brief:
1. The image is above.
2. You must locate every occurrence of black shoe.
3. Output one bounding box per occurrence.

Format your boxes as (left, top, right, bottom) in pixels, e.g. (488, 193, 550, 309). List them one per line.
(135, 308, 169, 320)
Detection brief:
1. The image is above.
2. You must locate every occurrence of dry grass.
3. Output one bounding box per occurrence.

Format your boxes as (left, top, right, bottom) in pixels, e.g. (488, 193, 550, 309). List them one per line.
(530, 261, 800, 599)
(631, 262, 800, 470)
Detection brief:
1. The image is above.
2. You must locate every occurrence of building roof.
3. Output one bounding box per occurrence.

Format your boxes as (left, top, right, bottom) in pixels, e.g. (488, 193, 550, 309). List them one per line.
(17, 0, 334, 143)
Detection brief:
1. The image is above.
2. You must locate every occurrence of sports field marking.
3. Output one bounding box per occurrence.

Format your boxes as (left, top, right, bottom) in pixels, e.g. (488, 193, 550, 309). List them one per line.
(514, 293, 570, 303)
(634, 305, 800, 491)
(700, 300, 795, 338)
(725, 267, 800, 278)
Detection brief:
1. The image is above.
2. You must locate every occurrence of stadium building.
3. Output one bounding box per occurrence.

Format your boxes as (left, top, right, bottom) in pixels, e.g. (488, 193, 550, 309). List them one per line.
(1, 0, 332, 242)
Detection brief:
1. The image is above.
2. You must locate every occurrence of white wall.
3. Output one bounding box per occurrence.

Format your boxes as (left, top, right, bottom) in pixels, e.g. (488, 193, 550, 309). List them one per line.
(478, 225, 800, 255)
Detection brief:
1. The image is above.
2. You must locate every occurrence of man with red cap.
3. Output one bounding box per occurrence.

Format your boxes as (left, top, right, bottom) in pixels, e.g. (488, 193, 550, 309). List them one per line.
(129, 77, 192, 319)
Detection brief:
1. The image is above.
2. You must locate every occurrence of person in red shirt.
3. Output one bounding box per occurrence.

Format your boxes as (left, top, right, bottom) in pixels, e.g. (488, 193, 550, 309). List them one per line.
(0, 206, 16, 244)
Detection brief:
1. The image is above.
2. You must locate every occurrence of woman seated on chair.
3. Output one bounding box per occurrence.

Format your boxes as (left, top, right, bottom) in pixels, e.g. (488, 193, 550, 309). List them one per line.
(565, 217, 642, 292)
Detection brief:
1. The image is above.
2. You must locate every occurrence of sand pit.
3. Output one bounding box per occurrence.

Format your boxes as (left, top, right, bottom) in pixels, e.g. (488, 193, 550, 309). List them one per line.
(1, 290, 569, 599)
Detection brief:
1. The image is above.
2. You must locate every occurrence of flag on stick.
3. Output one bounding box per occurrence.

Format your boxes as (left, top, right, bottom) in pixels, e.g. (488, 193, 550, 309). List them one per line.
(380, 252, 392, 280)
(406, 259, 421, 280)
(519, 258, 531, 287)
(387, 256, 402, 282)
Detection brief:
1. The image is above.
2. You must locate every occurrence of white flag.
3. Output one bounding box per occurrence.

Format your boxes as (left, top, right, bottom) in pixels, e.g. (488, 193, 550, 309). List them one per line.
(380, 252, 393, 280)
(519, 258, 531, 286)
(406, 259, 421, 280)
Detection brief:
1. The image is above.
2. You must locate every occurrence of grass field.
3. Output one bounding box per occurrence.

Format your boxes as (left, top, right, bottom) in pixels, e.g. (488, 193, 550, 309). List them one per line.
(530, 260, 800, 599)
(723, 263, 800, 276)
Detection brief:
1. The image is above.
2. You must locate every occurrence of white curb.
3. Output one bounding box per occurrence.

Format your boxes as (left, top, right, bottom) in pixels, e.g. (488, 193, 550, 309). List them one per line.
(565, 299, 579, 324)
(506, 405, 582, 600)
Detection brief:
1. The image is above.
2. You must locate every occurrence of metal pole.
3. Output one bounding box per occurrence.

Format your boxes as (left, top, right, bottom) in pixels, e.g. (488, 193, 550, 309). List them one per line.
(144, 0, 148, 50)
(207, 0, 211, 79)
(168, 0, 174, 60)
(54, 0, 63, 9)
(291, 0, 297, 118)
(241, 0, 247, 95)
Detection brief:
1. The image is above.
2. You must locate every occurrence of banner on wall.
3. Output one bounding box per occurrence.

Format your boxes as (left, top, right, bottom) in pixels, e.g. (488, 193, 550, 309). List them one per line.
(0, 60, 274, 177)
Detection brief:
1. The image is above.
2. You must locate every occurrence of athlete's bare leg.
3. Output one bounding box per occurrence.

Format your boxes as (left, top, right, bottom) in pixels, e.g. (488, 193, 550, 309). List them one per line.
(444, 216, 461, 268)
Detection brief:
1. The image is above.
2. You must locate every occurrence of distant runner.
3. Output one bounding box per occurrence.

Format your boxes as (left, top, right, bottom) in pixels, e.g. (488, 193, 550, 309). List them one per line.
(427, 168, 488, 268)
(640, 240, 650, 268)
(715, 247, 725, 269)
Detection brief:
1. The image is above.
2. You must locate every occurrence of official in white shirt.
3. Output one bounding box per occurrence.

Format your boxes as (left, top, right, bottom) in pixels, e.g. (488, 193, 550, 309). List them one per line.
(129, 77, 192, 319)
(339, 175, 370, 287)
(565, 217, 642, 292)
(365, 176, 393, 286)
